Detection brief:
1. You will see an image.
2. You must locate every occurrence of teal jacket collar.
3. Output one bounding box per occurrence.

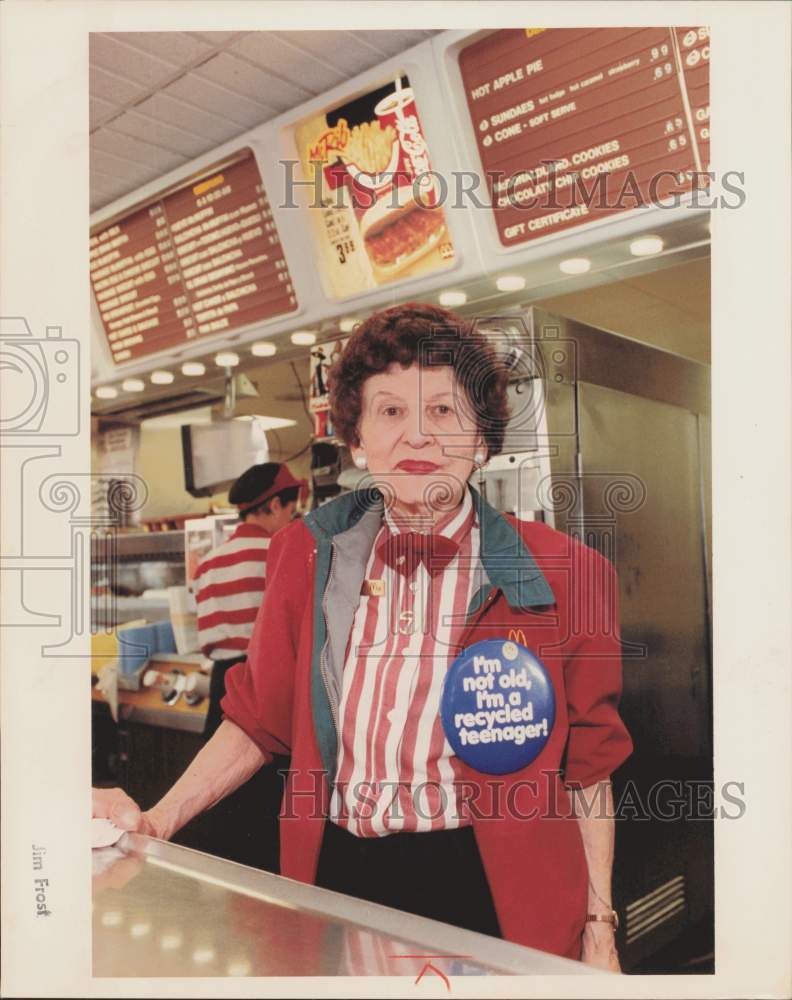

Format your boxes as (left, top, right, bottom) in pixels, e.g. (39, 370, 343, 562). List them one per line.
(304, 485, 555, 611)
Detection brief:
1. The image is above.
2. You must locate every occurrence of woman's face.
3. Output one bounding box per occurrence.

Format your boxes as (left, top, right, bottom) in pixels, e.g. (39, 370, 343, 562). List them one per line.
(351, 363, 485, 516)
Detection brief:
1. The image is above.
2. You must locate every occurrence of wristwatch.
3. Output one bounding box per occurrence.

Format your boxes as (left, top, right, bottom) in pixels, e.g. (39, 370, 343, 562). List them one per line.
(586, 910, 619, 929)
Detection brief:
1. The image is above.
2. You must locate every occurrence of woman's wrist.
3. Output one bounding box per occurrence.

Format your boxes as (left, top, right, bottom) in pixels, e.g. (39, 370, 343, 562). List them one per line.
(142, 804, 175, 840)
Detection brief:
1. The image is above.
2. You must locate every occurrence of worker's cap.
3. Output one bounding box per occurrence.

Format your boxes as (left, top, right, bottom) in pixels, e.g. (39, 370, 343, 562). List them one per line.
(229, 463, 307, 512)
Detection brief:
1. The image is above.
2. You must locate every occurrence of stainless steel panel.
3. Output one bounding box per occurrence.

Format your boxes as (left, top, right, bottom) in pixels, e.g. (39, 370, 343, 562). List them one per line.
(93, 834, 597, 977)
(527, 307, 710, 417)
(576, 382, 710, 758)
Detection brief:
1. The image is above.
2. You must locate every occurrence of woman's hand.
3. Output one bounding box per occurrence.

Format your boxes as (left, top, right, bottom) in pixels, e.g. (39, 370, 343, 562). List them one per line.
(92, 787, 164, 839)
(581, 921, 621, 972)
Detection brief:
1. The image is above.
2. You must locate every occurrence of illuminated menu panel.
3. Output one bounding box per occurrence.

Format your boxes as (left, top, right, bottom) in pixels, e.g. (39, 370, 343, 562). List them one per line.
(90, 151, 297, 364)
(292, 75, 455, 299)
(459, 28, 710, 246)
(675, 26, 710, 170)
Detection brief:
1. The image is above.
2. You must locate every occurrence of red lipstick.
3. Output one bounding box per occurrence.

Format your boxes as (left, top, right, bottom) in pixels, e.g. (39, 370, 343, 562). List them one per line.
(395, 460, 440, 474)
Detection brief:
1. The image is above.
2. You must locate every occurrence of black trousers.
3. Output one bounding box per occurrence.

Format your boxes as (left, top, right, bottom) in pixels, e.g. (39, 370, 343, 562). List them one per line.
(315, 820, 502, 938)
(203, 655, 289, 873)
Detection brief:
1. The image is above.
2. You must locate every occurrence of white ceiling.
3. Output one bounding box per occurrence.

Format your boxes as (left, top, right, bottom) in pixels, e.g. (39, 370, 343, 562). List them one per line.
(89, 30, 439, 212)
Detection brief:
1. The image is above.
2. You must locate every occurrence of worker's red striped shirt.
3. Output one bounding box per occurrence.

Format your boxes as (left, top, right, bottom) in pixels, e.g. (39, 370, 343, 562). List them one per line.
(330, 489, 484, 836)
(195, 522, 271, 659)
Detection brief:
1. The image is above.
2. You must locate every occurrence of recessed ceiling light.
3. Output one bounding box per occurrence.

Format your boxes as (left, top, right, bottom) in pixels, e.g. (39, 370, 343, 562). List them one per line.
(496, 275, 526, 292)
(226, 959, 252, 977)
(251, 341, 277, 357)
(159, 932, 183, 951)
(192, 947, 216, 965)
(439, 290, 467, 307)
(233, 415, 297, 429)
(181, 362, 205, 377)
(215, 351, 239, 367)
(150, 370, 174, 385)
(630, 235, 664, 257)
(290, 330, 316, 346)
(121, 378, 145, 392)
(95, 386, 117, 399)
(339, 317, 357, 333)
(559, 257, 591, 275)
(129, 921, 151, 938)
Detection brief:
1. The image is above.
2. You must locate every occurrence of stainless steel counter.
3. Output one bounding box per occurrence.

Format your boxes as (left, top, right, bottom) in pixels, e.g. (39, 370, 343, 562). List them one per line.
(93, 834, 597, 978)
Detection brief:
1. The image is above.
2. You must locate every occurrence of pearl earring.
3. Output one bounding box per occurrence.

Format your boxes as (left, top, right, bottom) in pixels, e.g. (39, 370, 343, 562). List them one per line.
(353, 453, 367, 470)
(473, 450, 486, 467)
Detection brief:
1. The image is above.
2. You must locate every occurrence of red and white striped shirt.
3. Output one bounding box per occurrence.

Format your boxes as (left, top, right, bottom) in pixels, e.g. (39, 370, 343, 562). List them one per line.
(195, 522, 271, 660)
(330, 489, 485, 836)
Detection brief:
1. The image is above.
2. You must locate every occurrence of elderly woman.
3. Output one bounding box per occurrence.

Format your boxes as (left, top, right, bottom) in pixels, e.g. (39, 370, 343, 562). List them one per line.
(94, 303, 632, 970)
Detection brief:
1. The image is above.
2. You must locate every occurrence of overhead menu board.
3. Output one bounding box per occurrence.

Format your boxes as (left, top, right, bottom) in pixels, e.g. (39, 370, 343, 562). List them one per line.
(458, 28, 711, 247)
(675, 26, 710, 171)
(293, 75, 455, 299)
(90, 150, 297, 365)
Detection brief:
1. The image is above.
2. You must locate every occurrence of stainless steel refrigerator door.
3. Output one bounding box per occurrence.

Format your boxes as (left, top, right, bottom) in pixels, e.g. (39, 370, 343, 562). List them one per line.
(574, 380, 713, 963)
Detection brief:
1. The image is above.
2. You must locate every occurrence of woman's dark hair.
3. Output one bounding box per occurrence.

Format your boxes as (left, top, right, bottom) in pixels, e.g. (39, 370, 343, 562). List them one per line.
(327, 303, 511, 455)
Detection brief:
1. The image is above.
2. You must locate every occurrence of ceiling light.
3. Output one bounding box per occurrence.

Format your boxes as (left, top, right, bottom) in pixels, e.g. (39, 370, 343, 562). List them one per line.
(226, 958, 252, 977)
(233, 415, 297, 429)
(251, 341, 277, 357)
(121, 378, 145, 392)
(159, 931, 183, 951)
(192, 946, 216, 965)
(95, 386, 118, 400)
(630, 235, 664, 257)
(150, 370, 174, 385)
(439, 290, 467, 307)
(181, 362, 205, 377)
(290, 330, 316, 346)
(339, 317, 357, 333)
(215, 351, 239, 367)
(496, 275, 526, 292)
(129, 921, 151, 938)
(559, 257, 591, 275)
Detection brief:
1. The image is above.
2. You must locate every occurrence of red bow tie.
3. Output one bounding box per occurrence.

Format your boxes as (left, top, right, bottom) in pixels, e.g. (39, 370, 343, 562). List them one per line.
(377, 531, 459, 577)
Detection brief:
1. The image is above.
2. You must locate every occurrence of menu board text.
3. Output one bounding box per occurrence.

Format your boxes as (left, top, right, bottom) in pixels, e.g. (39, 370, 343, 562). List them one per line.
(90, 151, 297, 364)
(459, 28, 710, 246)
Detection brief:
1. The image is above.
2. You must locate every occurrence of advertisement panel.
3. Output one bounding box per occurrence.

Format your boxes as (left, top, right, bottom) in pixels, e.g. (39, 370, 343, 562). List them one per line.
(293, 75, 455, 298)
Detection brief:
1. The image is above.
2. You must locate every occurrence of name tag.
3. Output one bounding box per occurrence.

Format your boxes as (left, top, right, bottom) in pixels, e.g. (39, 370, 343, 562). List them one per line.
(361, 579, 385, 597)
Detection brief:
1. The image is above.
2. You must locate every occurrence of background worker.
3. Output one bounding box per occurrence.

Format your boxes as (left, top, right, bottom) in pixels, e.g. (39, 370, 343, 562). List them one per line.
(193, 461, 304, 870)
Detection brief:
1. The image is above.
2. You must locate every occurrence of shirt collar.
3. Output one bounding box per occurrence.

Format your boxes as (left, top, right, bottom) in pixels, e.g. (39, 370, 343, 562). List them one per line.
(305, 485, 555, 610)
(382, 486, 475, 542)
(232, 522, 271, 539)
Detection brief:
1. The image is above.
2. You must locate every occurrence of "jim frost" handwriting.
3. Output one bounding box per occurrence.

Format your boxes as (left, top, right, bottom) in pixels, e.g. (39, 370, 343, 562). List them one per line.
(32, 844, 52, 917)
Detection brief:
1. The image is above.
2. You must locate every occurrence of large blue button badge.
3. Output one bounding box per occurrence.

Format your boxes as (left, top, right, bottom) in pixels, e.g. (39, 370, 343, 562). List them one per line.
(440, 638, 555, 774)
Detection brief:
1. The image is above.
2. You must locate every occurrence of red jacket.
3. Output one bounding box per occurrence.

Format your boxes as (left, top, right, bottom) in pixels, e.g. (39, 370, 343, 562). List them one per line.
(222, 487, 632, 960)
